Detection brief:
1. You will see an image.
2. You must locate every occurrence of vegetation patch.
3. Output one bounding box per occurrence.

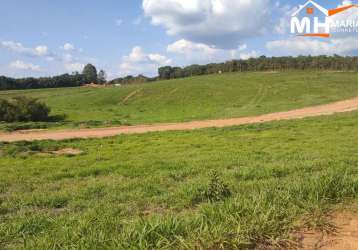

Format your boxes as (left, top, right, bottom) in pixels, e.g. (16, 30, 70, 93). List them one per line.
(0, 96, 51, 122)
(0, 141, 83, 158)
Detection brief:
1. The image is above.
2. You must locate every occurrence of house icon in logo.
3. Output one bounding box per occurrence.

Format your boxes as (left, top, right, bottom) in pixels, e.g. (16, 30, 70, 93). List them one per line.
(291, 0, 358, 38)
(292, 0, 328, 17)
(291, 0, 330, 37)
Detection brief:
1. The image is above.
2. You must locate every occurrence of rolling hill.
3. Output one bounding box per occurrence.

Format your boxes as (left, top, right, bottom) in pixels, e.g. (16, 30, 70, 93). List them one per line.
(1, 71, 358, 131)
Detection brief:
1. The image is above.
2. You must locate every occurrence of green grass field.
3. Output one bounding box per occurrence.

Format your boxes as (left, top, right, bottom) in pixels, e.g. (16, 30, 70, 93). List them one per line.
(1, 71, 358, 131)
(1, 111, 358, 249)
(1, 71, 358, 249)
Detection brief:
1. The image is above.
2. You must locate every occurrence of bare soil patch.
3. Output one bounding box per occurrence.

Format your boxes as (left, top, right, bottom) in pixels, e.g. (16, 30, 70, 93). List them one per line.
(37, 148, 83, 156)
(257, 71, 279, 74)
(83, 83, 106, 88)
(52, 148, 83, 156)
(296, 212, 358, 249)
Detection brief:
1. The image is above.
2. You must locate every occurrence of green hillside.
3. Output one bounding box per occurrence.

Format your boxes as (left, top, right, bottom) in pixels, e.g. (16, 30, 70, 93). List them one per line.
(1, 71, 358, 131)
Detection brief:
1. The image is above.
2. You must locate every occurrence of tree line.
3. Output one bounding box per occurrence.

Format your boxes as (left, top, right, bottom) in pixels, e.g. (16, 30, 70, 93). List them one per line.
(108, 75, 155, 85)
(0, 64, 106, 91)
(1, 55, 358, 90)
(157, 55, 358, 80)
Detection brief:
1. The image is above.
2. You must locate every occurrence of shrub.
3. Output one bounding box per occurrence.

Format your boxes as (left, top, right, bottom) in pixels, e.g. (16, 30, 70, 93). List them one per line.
(206, 171, 232, 202)
(193, 171, 232, 203)
(0, 96, 51, 122)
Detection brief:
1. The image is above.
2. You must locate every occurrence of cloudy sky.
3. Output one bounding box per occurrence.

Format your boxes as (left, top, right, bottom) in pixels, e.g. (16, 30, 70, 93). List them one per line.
(0, 0, 357, 79)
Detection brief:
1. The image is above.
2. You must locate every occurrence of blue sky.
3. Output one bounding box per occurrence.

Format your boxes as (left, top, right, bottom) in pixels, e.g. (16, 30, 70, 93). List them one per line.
(0, 0, 357, 79)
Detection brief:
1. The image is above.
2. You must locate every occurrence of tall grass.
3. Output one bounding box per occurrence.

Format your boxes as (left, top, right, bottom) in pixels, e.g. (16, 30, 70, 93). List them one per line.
(3, 169, 355, 249)
(1, 112, 358, 248)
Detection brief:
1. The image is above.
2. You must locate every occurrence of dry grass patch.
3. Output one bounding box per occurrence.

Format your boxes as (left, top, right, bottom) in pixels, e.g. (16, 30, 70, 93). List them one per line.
(51, 148, 83, 156)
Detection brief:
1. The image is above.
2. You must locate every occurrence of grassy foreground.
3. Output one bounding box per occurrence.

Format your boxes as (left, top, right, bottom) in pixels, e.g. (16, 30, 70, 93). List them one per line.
(1, 111, 358, 249)
(1, 71, 358, 131)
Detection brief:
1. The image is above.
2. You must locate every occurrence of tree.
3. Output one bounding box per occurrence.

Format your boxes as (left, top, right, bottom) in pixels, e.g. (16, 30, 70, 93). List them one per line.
(82, 64, 98, 83)
(158, 66, 173, 80)
(98, 70, 107, 84)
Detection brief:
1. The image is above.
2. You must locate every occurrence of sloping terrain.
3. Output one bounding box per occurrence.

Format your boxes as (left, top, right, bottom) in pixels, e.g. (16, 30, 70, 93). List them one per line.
(1, 72, 358, 131)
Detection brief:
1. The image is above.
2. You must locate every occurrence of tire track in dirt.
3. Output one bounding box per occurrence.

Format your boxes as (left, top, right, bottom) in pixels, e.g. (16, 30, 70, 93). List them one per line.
(121, 88, 143, 104)
(1, 97, 358, 142)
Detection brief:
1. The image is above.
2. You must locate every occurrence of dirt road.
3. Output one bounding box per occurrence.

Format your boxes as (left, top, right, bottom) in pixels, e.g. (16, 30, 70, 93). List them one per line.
(297, 211, 358, 249)
(1, 97, 358, 142)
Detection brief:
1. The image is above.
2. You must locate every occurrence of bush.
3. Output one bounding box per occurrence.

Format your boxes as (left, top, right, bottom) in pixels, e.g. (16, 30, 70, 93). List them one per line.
(206, 171, 232, 202)
(193, 171, 232, 204)
(0, 97, 51, 122)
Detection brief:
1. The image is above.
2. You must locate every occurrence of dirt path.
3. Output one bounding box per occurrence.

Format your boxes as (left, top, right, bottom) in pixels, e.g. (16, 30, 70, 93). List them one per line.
(1, 97, 358, 142)
(296, 211, 358, 249)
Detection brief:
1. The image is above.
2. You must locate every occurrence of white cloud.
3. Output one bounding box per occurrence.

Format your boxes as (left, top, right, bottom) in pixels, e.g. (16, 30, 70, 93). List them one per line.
(59, 44, 94, 73)
(0, 40, 49, 57)
(119, 46, 172, 76)
(62, 53, 74, 63)
(167, 39, 232, 64)
(63, 43, 75, 51)
(143, 0, 271, 48)
(34, 45, 48, 56)
(61, 52, 88, 73)
(266, 37, 358, 56)
(167, 39, 219, 57)
(238, 44, 248, 51)
(115, 19, 123, 27)
(266, 38, 331, 56)
(9, 60, 43, 72)
(238, 51, 259, 60)
(1, 41, 29, 54)
(0, 39, 96, 76)
(148, 53, 172, 65)
(64, 63, 85, 72)
(167, 39, 258, 64)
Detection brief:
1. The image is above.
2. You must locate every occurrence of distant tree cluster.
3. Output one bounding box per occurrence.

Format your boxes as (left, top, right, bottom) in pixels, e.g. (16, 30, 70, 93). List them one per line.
(0, 97, 51, 122)
(157, 55, 358, 80)
(108, 75, 155, 85)
(1, 55, 358, 90)
(0, 64, 107, 91)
